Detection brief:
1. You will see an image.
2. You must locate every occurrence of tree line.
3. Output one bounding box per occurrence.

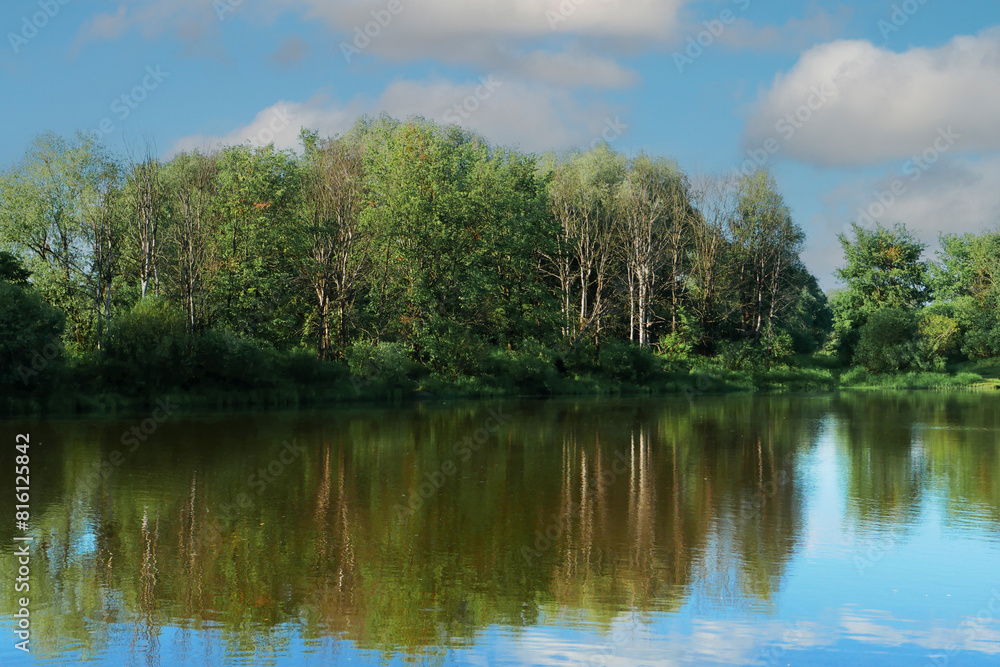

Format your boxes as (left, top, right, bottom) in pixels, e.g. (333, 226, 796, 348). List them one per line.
(5, 114, 995, 404)
(832, 221, 1000, 374)
(0, 115, 833, 401)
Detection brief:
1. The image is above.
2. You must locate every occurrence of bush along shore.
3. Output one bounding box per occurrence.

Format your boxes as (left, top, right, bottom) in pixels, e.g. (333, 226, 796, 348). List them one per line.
(3, 117, 1000, 416)
(3, 336, 998, 418)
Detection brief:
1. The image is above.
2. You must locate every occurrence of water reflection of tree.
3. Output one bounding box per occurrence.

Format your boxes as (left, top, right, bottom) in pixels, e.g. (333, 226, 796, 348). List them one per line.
(834, 392, 1000, 531)
(835, 393, 927, 529)
(13, 394, 1000, 662)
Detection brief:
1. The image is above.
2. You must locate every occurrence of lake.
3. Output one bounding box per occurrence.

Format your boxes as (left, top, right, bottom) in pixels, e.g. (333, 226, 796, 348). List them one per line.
(2, 392, 1000, 666)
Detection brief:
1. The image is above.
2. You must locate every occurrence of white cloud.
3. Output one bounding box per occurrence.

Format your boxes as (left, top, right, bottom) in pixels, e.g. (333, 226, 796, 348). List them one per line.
(74, 0, 224, 53)
(74, 0, 682, 89)
(295, 0, 685, 44)
(166, 79, 625, 156)
(743, 28, 1000, 168)
(286, 0, 683, 89)
(803, 155, 1000, 289)
(717, 7, 853, 52)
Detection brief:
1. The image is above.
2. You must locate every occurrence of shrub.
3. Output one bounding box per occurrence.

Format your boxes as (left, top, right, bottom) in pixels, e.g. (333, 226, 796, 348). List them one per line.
(192, 328, 275, 388)
(102, 297, 191, 389)
(957, 301, 1000, 360)
(272, 347, 347, 386)
(852, 308, 918, 373)
(913, 311, 960, 371)
(597, 340, 661, 383)
(657, 332, 694, 364)
(716, 339, 768, 372)
(0, 281, 64, 393)
(656, 309, 701, 364)
(762, 326, 795, 364)
(492, 338, 559, 393)
(345, 340, 419, 382)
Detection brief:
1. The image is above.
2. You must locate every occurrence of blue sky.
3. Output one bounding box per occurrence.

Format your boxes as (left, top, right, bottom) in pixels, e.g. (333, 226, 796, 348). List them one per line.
(1, 0, 998, 289)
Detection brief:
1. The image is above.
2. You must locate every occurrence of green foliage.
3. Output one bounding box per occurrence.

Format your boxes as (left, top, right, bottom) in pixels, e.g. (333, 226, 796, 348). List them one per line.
(496, 339, 560, 394)
(597, 340, 662, 383)
(913, 310, 960, 371)
(102, 297, 191, 390)
(931, 231, 1000, 361)
(191, 328, 277, 388)
(656, 308, 701, 363)
(208, 145, 303, 347)
(761, 326, 795, 363)
(345, 340, 420, 382)
(0, 281, 64, 392)
(0, 251, 30, 285)
(833, 222, 930, 361)
(716, 340, 769, 372)
(853, 308, 918, 373)
(657, 332, 694, 363)
(24, 122, 1000, 410)
(836, 222, 930, 313)
(839, 366, 984, 389)
(783, 272, 833, 353)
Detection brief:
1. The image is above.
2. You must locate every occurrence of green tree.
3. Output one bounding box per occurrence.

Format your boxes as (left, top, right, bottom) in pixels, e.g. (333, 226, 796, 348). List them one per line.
(931, 231, 1000, 359)
(541, 144, 625, 348)
(832, 222, 929, 360)
(0, 281, 64, 394)
(210, 145, 302, 347)
(853, 308, 918, 373)
(0, 132, 119, 347)
(160, 150, 219, 332)
(729, 169, 807, 345)
(613, 153, 692, 346)
(0, 250, 30, 285)
(296, 132, 370, 359)
(358, 118, 556, 374)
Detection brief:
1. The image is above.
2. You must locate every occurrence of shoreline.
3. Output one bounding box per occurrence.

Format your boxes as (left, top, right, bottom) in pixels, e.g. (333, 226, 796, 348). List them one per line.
(3, 359, 997, 419)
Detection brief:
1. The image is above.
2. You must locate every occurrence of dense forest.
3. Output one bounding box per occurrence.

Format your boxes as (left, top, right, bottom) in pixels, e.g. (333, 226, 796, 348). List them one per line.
(1, 116, 998, 413)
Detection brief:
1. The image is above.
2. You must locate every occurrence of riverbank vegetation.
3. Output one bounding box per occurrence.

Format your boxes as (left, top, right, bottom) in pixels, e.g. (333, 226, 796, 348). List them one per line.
(1, 117, 998, 415)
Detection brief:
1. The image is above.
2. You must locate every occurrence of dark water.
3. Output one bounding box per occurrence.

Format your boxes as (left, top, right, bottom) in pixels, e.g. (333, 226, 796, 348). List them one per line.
(2, 393, 1000, 666)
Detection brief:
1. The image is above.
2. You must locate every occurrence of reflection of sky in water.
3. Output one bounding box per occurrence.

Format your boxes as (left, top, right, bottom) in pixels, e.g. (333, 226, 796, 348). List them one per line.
(3, 608, 999, 666)
(2, 402, 1000, 666)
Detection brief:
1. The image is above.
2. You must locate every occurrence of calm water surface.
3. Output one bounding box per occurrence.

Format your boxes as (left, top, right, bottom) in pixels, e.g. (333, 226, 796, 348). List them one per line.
(2, 393, 1000, 666)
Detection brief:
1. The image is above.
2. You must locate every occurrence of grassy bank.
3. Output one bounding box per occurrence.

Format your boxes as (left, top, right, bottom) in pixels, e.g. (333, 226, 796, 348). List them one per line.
(4, 348, 998, 418)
